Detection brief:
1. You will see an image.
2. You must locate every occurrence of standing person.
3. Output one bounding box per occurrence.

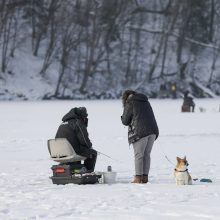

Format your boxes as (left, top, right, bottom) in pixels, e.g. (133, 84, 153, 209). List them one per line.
(181, 91, 195, 112)
(121, 90, 159, 184)
(55, 107, 97, 172)
(170, 82, 177, 99)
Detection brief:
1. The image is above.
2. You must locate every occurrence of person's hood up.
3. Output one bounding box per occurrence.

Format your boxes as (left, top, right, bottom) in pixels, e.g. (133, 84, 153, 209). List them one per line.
(62, 107, 88, 122)
(127, 93, 148, 103)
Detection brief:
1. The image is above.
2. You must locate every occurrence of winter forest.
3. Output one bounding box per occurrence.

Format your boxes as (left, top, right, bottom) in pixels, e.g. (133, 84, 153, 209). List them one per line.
(0, 0, 220, 100)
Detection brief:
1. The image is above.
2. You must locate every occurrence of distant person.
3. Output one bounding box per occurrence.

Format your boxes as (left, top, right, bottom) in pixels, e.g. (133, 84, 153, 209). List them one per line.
(181, 91, 195, 112)
(159, 84, 168, 98)
(170, 82, 177, 99)
(121, 90, 159, 184)
(55, 107, 97, 172)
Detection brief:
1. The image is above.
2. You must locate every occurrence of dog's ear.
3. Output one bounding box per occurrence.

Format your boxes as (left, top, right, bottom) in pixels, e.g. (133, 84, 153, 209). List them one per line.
(176, 157, 181, 161)
(184, 156, 186, 160)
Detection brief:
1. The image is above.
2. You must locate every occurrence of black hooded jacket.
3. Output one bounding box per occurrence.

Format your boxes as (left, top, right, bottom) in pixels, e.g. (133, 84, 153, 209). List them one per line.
(121, 93, 159, 144)
(55, 108, 92, 154)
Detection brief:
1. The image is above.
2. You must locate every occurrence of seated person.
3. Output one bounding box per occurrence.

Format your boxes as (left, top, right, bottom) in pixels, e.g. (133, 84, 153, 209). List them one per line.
(55, 107, 97, 172)
(182, 91, 195, 112)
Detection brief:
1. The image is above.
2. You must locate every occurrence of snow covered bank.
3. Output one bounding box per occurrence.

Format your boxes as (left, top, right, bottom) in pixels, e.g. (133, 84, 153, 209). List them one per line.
(0, 99, 220, 219)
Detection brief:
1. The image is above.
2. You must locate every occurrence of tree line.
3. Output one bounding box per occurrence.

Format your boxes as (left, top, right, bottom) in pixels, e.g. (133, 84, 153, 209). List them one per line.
(0, 0, 220, 98)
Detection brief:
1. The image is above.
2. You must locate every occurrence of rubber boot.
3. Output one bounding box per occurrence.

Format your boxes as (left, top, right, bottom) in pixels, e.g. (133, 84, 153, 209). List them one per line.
(142, 175, 148, 183)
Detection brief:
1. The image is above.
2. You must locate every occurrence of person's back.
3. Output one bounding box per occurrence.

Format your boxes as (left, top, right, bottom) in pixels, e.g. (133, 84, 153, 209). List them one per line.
(125, 93, 159, 143)
(56, 122, 80, 153)
(55, 107, 97, 172)
(121, 90, 159, 184)
(182, 91, 195, 112)
(183, 96, 194, 106)
(55, 108, 89, 153)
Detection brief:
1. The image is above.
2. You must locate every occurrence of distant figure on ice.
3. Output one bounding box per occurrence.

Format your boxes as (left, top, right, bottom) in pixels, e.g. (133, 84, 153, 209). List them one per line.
(159, 83, 168, 98)
(55, 107, 97, 172)
(181, 91, 195, 112)
(121, 90, 159, 184)
(170, 82, 177, 99)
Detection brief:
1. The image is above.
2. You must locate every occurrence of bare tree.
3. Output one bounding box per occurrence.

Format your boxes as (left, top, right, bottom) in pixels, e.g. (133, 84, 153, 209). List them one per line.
(79, 0, 106, 93)
(39, 0, 61, 76)
(54, 24, 82, 97)
(209, 0, 215, 42)
(160, 0, 179, 78)
(1, 0, 14, 73)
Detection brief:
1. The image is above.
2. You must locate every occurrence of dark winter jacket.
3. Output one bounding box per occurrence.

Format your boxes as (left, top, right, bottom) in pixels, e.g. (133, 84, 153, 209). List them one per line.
(121, 93, 159, 144)
(183, 92, 195, 107)
(55, 108, 92, 154)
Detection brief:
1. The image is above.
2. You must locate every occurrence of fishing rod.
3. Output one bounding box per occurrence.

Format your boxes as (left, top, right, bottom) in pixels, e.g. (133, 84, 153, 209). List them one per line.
(97, 150, 126, 164)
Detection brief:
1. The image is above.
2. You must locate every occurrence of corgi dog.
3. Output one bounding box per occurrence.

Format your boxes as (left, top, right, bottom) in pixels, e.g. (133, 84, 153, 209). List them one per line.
(174, 156, 192, 185)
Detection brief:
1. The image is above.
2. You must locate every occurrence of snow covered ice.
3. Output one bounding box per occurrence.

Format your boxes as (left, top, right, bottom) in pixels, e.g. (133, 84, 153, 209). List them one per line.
(0, 99, 220, 220)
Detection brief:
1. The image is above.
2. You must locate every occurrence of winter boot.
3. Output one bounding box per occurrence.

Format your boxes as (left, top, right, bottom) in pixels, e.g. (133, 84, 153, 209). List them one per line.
(142, 175, 148, 183)
(131, 175, 142, 183)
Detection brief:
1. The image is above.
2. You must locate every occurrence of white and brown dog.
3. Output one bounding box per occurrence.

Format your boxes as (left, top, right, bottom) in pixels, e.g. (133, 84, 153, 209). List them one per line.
(174, 156, 192, 185)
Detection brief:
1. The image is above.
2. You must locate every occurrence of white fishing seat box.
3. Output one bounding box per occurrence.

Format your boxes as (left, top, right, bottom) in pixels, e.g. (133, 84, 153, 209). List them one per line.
(47, 138, 101, 185)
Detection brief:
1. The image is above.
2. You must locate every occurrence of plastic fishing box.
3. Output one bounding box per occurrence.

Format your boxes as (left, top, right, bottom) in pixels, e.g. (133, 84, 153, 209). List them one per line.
(50, 174, 101, 185)
(50, 164, 101, 185)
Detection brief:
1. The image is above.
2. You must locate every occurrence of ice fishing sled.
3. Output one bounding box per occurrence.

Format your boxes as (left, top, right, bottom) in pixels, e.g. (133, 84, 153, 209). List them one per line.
(47, 138, 101, 185)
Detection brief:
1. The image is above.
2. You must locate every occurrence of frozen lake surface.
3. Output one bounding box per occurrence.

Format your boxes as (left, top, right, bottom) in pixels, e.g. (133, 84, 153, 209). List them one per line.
(0, 99, 220, 220)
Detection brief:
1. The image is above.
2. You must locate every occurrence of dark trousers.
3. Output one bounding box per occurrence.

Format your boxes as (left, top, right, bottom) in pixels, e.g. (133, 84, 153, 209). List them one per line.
(79, 147, 97, 172)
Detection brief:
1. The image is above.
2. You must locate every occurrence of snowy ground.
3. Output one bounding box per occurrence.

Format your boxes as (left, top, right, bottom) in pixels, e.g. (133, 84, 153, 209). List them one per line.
(0, 99, 220, 220)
